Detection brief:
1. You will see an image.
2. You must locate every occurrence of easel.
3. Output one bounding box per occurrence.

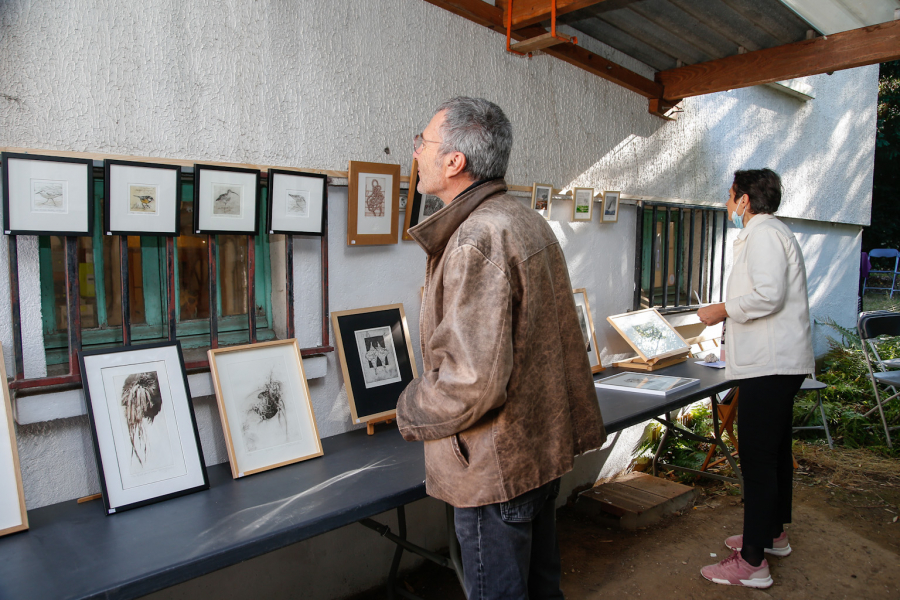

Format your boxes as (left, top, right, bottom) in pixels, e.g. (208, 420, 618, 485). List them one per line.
(366, 413, 396, 435)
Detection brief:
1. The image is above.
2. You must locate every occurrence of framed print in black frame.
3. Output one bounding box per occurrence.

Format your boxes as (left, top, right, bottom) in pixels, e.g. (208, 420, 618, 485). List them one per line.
(402, 159, 443, 241)
(2, 152, 94, 236)
(79, 341, 209, 514)
(266, 169, 327, 236)
(104, 159, 181, 236)
(193, 164, 261, 235)
(332, 304, 418, 425)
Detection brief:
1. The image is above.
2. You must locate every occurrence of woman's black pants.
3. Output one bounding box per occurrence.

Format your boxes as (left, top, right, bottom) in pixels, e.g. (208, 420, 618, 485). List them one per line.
(737, 374, 805, 549)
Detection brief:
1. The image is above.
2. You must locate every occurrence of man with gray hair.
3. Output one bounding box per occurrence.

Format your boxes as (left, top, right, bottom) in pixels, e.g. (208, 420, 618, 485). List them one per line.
(397, 97, 606, 599)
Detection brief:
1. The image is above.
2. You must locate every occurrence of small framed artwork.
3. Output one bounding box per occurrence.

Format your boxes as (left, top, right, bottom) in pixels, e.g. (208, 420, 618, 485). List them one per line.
(79, 341, 209, 514)
(607, 308, 690, 363)
(332, 304, 418, 424)
(0, 346, 28, 538)
(531, 183, 553, 219)
(572, 187, 594, 222)
(403, 159, 444, 240)
(348, 160, 401, 246)
(602, 191, 620, 223)
(104, 159, 181, 236)
(193, 164, 261, 235)
(267, 169, 327, 236)
(573, 288, 604, 373)
(208, 339, 323, 478)
(2, 152, 93, 236)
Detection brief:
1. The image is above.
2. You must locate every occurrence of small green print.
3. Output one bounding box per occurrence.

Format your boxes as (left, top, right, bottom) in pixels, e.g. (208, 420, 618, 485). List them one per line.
(575, 205, 589, 213)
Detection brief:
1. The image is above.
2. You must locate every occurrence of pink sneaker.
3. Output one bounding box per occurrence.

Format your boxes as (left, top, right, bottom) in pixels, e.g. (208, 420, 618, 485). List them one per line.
(700, 550, 773, 588)
(725, 531, 792, 557)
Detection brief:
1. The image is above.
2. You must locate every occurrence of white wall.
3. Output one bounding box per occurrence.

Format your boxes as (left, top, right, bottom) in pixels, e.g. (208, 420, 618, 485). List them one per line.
(0, 0, 876, 597)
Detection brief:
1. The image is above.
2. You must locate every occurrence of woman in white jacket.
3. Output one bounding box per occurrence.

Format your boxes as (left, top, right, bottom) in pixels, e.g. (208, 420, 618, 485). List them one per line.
(696, 168, 814, 589)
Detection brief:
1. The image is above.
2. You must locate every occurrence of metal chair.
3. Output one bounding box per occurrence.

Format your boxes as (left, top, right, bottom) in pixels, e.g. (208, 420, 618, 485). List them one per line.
(863, 249, 900, 298)
(792, 378, 833, 449)
(857, 311, 900, 448)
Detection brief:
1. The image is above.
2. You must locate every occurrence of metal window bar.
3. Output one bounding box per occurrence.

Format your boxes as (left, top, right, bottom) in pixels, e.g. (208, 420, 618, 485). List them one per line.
(699, 210, 707, 303)
(120, 237, 131, 346)
(662, 206, 671, 308)
(709, 211, 717, 304)
(647, 205, 658, 308)
(632, 203, 644, 311)
(687, 209, 695, 306)
(675, 208, 684, 307)
(719, 213, 727, 302)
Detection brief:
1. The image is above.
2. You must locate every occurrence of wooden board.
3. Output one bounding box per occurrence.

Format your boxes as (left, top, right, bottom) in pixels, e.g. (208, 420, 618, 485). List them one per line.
(612, 354, 688, 371)
(577, 472, 699, 529)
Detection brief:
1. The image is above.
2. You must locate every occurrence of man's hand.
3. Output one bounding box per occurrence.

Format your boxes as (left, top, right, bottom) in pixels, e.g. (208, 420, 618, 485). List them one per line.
(697, 302, 728, 326)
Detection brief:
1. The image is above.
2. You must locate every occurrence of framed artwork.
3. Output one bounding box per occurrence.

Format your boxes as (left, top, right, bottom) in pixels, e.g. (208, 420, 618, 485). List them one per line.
(606, 308, 690, 363)
(531, 183, 553, 219)
(1, 152, 93, 236)
(572, 187, 595, 222)
(403, 159, 444, 240)
(208, 339, 323, 478)
(573, 288, 604, 373)
(602, 191, 620, 223)
(193, 164, 261, 235)
(348, 160, 401, 246)
(79, 342, 209, 514)
(332, 304, 418, 424)
(267, 169, 327, 236)
(0, 346, 28, 538)
(104, 159, 181, 236)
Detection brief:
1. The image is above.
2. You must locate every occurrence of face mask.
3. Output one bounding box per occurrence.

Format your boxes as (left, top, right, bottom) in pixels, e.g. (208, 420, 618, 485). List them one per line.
(731, 200, 747, 229)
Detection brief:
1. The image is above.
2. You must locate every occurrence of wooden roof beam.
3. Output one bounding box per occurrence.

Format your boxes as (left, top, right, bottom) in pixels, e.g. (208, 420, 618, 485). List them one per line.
(510, 0, 612, 30)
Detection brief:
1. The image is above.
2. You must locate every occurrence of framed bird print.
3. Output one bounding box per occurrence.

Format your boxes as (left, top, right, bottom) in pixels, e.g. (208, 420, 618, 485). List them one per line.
(267, 169, 327, 236)
(193, 164, 261, 235)
(104, 159, 181, 236)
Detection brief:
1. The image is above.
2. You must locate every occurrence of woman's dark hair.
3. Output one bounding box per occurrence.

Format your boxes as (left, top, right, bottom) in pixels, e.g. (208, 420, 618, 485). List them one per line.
(732, 168, 782, 214)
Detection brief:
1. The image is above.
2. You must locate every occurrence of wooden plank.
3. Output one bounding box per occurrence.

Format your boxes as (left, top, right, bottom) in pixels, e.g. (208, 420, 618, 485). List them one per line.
(614, 472, 694, 501)
(509, 31, 572, 53)
(658, 20, 900, 101)
(510, 0, 610, 29)
(581, 482, 666, 515)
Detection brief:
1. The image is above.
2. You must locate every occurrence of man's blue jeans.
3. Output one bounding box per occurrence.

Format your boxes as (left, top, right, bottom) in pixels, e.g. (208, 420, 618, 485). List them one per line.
(453, 478, 563, 600)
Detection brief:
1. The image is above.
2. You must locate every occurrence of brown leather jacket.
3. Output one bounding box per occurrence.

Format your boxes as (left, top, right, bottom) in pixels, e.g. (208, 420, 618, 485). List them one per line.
(396, 179, 606, 507)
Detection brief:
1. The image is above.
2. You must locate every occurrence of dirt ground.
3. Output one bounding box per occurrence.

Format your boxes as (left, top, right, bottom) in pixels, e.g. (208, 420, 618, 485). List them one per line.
(355, 447, 900, 599)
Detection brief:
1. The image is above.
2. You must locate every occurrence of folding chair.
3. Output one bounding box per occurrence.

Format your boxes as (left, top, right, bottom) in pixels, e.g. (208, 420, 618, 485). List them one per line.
(857, 311, 900, 448)
(792, 377, 833, 449)
(863, 249, 900, 298)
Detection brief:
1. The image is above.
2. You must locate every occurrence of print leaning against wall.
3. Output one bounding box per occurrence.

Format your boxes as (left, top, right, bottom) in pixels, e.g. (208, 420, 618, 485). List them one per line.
(0, 346, 28, 537)
(347, 160, 401, 245)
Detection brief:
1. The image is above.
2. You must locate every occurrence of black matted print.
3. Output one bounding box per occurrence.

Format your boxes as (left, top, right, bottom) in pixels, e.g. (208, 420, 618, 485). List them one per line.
(354, 326, 402, 388)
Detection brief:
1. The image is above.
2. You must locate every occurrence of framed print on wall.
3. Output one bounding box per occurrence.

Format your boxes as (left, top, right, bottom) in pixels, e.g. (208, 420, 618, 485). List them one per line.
(267, 169, 327, 236)
(332, 304, 418, 425)
(572, 187, 594, 222)
(193, 164, 261, 235)
(104, 159, 181, 236)
(403, 159, 444, 240)
(531, 183, 553, 219)
(602, 191, 620, 223)
(208, 339, 323, 479)
(607, 308, 690, 363)
(79, 341, 209, 514)
(0, 346, 28, 538)
(573, 288, 604, 374)
(2, 152, 93, 236)
(348, 160, 401, 246)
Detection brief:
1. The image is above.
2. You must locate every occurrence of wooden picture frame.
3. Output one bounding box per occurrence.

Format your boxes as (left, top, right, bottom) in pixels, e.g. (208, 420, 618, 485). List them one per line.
(79, 341, 209, 514)
(332, 304, 418, 425)
(2, 152, 93, 237)
(193, 164, 261, 235)
(602, 191, 620, 223)
(573, 288, 604, 373)
(572, 187, 594, 222)
(208, 339, 323, 479)
(104, 159, 181, 236)
(267, 169, 327, 236)
(607, 308, 690, 363)
(531, 183, 553, 219)
(348, 161, 400, 246)
(0, 346, 28, 537)
(402, 159, 444, 240)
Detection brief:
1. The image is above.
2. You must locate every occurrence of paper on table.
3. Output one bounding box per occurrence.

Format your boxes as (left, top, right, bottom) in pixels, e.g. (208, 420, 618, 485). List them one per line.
(695, 360, 726, 369)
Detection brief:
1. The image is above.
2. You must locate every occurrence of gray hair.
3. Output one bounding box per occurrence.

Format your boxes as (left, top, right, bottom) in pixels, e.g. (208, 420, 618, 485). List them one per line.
(435, 97, 512, 181)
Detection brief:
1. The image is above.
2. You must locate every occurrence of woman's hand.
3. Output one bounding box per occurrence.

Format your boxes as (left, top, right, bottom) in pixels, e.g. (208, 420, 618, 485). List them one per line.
(697, 303, 728, 326)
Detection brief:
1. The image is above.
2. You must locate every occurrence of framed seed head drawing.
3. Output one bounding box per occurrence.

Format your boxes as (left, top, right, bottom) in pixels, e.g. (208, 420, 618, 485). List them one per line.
(403, 159, 444, 241)
(602, 191, 620, 223)
(531, 183, 553, 220)
(573, 288, 604, 373)
(208, 339, 323, 479)
(348, 161, 401, 246)
(572, 187, 595, 222)
(267, 169, 327, 236)
(607, 308, 690, 363)
(193, 164, 261, 235)
(104, 159, 181, 236)
(332, 304, 418, 425)
(2, 152, 94, 236)
(0, 346, 28, 537)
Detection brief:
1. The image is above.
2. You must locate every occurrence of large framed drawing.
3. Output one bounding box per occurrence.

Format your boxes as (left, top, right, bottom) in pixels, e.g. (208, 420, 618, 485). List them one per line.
(267, 169, 327, 236)
(208, 339, 323, 478)
(348, 161, 401, 246)
(402, 159, 444, 241)
(332, 304, 418, 424)
(573, 288, 604, 373)
(79, 342, 209, 514)
(531, 183, 553, 220)
(602, 191, 620, 223)
(0, 347, 28, 537)
(2, 152, 93, 236)
(104, 159, 181, 236)
(607, 308, 690, 363)
(572, 187, 595, 222)
(193, 164, 261, 235)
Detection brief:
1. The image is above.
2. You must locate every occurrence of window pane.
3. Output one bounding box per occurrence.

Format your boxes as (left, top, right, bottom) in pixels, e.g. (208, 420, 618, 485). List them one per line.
(177, 199, 210, 321)
(218, 235, 248, 318)
(102, 236, 147, 326)
(46, 236, 100, 331)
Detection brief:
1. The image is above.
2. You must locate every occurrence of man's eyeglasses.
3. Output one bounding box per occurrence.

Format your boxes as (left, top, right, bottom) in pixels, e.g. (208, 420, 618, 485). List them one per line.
(413, 133, 440, 154)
